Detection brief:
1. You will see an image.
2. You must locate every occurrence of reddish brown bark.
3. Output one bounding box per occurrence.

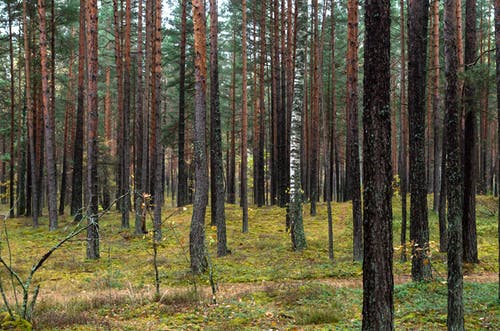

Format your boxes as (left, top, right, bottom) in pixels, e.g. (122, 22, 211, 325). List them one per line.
(38, 0, 58, 230)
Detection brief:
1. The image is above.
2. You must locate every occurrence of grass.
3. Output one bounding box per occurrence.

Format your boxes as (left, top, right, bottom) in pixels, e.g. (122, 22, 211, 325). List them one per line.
(0, 195, 498, 330)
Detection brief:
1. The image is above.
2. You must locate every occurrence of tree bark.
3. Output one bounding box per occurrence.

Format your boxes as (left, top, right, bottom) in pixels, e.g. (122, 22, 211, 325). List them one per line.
(8, 0, 15, 218)
(135, 0, 146, 234)
(310, 0, 320, 216)
(38, 0, 58, 230)
(86, 0, 100, 260)
(462, 0, 479, 264)
(445, 0, 464, 327)
(209, 0, 228, 256)
(71, 0, 86, 222)
(346, 0, 362, 261)
(290, 0, 307, 251)
(494, 0, 500, 302)
(190, 0, 208, 273)
(408, 0, 431, 281)
(152, 0, 163, 241)
(241, 0, 249, 233)
(432, 0, 441, 213)
(399, 0, 408, 262)
(177, 0, 188, 207)
(362, 0, 393, 328)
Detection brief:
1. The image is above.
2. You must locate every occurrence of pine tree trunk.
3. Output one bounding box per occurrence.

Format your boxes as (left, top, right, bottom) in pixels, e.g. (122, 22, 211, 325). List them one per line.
(152, 0, 163, 241)
(241, 0, 249, 233)
(399, 0, 408, 262)
(408, 0, 431, 281)
(177, 0, 188, 207)
(8, 0, 15, 218)
(209, 0, 228, 256)
(432, 0, 441, 213)
(309, 0, 320, 216)
(462, 0, 479, 264)
(38, 0, 58, 230)
(59, 50, 75, 215)
(362, 0, 393, 328)
(121, 0, 132, 229)
(86, 0, 100, 260)
(190, 0, 208, 273)
(445, 0, 464, 327)
(227, 29, 236, 204)
(135, 0, 146, 234)
(71, 0, 86, 222)
(24, 0, 37, 225)
(494, 0, 500, 302)
(346, 0, 362, 261)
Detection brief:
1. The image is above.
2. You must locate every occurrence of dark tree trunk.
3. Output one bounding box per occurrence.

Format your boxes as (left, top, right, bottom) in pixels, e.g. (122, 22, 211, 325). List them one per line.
(362, 0, 393, 329)
(38, 0, 58, 230)
(241, 0, 249, 233)
(462, 0, 479, 264)
(177, 0, 188, 207)
(135, 0, 146, 234)
(86, 0, 100, 260)
(432, 0, 441, 213)
(71, 0, 86, 222)
(310, 0, 319, 216)
(209, 0, 228, 256)
(494, 0, 500, 302)
(24, 0, 37, 225)
(8, 0, 15, 218)
(408, 0, 431, 281)
(152, 0, 163, 242)
(399, 0, 408, 262)
(190, 0, 208, 273)
(59, 51, 75, 215)
(445, 0, 464, 327)
(121, 0, 132, 229)
(256, 0, 266, 208)
(227, 30, 236, 204)
(346, 0, 362, 261)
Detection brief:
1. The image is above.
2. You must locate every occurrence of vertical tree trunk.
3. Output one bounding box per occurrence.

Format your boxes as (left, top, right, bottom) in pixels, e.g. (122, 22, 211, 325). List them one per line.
(152, 0, 163, 241)
(346, 0, 363, 261)
(190, 0, 208, 273)
(408, 0, 431, 281)
(310, 0, 320, 216)
(432, 0, 441, 213)
(399, 0, 408, 262)
(38, 0, 58, 230)
(71, 0, 86, 222)
(362, 0, 393, 328)
(256, 0, 266, 208)
(495, 0, 500, 301)
(86, 0, 100, 260)
(241, 0, 249, 233)
(462, 0, 479, 264)
(290, 0, 307, 251)
(24, 0, 37, 226)
(445, 0, 464, 327)
(59, 50, 75, 215)
(177, 0, 188, 207)
(8, 0, 15, 218)
(135, 0, 146, 234)
(121, 0, 132, 228)
(209, 0, 228, 256)
(227, 29, 237, 204)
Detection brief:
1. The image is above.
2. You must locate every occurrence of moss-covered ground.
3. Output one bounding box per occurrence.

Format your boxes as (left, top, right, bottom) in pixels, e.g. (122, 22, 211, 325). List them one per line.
(0, 196, 498, 330)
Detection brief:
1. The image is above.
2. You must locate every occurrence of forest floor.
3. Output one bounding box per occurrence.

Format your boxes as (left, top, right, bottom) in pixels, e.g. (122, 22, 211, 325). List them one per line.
(0, 196, 498, 330)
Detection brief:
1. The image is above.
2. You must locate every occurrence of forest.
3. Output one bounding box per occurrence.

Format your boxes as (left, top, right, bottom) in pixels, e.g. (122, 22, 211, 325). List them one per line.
(0, 0, 498, 329)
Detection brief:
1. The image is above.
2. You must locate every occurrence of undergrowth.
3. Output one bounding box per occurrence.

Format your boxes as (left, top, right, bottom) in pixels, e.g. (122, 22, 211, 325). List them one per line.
(0, 195, 497, 330)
